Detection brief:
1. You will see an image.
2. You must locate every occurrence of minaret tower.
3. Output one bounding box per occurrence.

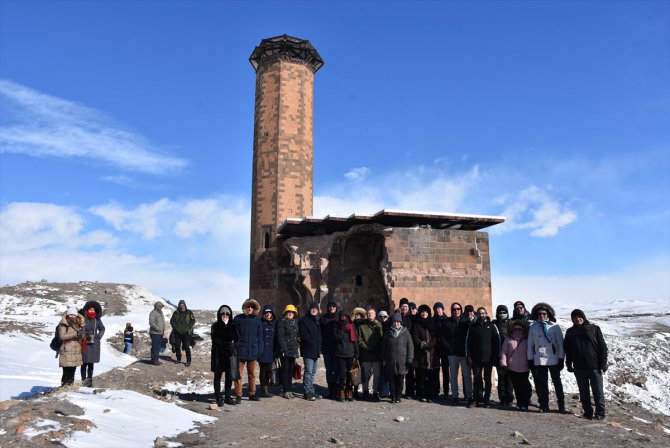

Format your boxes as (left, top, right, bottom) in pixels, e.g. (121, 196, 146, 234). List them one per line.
(248, 35, 324, 306)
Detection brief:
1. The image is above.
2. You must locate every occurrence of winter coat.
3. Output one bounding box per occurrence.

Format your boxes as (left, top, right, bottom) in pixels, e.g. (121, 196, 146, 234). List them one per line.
(412, 317, 439, 369)
(335, 319, 359, 359)
(124, 326, 134, 344)
(259, 307, 277, 364)
(210, 305, 239, 373)
(466, 317, 501, 367)
(358, 319, 383, 363)
(527, 320, 564, 366)
(433, 314, 447, 356)
(149, 302, 165, 335)
(81, 316, 105, 364)
(564, 322, 608, 371)
(453, 317, 473, 357)
(298, 313, 322, 360)
(276, 317, 300, 358)
(439, 316, 460, 356)
(382, 326, 414, 376)
(234, 312, 263, 361)
(492, 305, 510, 344)
(58, 313, 84, 368)
(170, 307, 195, 335)
(320, 311, 339, 354)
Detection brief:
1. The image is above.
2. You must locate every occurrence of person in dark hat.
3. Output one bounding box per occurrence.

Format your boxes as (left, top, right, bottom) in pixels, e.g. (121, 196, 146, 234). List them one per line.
(493, 304, 514, 406)
(564, 309, 608, 420)
(234, 298, 263, 402)
(382, 312, 414, 403)
(335, 310, 359, 402)
(170, 299, 196, 367)
(433, 301, 449, 400)
(320, 300, 340, 398)
(80, 300, 105, 387)
(512, 300, 531, 322)
(299, 301, 322, 401)
(527, 302, 567, 413)
(412, 304, 438, 402)
(460, 305, 477, 407)
(258, 304, 277, 397)
(211, 305, 239, 406)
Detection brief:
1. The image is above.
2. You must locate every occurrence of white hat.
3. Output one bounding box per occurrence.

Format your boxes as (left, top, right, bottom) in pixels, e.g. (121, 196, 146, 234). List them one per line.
(66, 306, 78, 316)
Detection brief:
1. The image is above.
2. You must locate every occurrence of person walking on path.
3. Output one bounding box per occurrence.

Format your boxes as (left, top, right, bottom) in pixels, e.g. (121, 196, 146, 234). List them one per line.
(276, 304, 300, 399)
(170, 299, 196, 367)
(527, 303, 567, 413)
(500, 320, 532, 411)
(234, 298, 263, 402)
(258, 304, 277, 397)
(299, 302, 322, 401)
(564, 309, 608, 420)
(381, 312, 414, 404)
(149, 301, 166, 365)
(79, 300, 105, 387)
(211, 305, 239, 406)
(58, 306, 85, 386)
(123, 322, 134, 354)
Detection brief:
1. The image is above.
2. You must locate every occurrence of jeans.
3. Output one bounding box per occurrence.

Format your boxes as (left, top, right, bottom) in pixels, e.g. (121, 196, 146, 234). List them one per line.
(534, 364, 565, 408)
(303, 357, 318, 394)
(574, 369, 605, 417)
(322, 351, 339, 389)
(448, 355, 473, 399)
(379, 372, 390, 396)
(150, 333, 163, 362)
(361, 361, 381, 394)
(123, 342, 132, 354)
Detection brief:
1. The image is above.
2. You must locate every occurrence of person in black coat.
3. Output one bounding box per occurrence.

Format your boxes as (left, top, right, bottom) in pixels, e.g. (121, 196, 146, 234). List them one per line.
(233, 298, 263, 402)
(492, 304, 514, 406)
(412, 304, 439, 402)
(432, 302, 449, 399)
(80, 300, 105, 387)
(211, 305, 239, 406)
(299, 302, 322, 401)
(320, 300, 340, 398)
(276, 304, 300, 399)
(258, 304, 277, 397)
(123, 322, 133, 354)
(466, 307, 500, 407)
(512, 300, 531, 322)
(398, 297, 415, 398)
(335, 311, 359, 402)
(564, 309, 609, 420)
(382, 312, 414, 404)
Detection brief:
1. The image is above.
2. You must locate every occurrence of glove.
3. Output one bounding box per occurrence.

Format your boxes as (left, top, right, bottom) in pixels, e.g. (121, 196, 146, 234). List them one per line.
(420, 341, 427, 350)
(566, 362, 574, 373)
(557, 358, 565, 371)
(599, 363, 608, 373)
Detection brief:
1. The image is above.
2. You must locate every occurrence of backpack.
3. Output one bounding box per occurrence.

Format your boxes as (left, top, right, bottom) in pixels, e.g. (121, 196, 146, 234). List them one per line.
(50, 324, 62, 357)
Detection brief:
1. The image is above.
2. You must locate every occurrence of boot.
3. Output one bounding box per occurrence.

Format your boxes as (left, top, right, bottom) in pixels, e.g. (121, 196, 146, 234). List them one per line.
(329, 384, 337, 399)
(558, 402, 569, 414)
(338, 389, 346, 402)
(345, 387, 354, 402)
(362, 390, 370, 401)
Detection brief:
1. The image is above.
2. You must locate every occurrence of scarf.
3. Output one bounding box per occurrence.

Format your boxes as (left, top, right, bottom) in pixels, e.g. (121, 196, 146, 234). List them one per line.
(341, 320, 357, 342)
(542, 322, 552, 343)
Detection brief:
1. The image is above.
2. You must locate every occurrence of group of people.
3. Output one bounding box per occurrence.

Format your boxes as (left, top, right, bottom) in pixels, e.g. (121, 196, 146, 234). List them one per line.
(204, 297, 609, 421)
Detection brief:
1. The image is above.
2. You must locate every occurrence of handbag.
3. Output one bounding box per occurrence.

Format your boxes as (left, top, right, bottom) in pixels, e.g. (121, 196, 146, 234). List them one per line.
(270, 358, 281, 387)
(348, 358, 362, 386)
(229, 348, 240, 381)
(292, 362, 302, 380)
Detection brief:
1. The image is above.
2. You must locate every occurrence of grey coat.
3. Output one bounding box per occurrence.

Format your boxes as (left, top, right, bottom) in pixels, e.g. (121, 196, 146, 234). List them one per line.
(82, 317, 105, 364)
(149, 302, 166, 335)
(382, 326, 414, 376)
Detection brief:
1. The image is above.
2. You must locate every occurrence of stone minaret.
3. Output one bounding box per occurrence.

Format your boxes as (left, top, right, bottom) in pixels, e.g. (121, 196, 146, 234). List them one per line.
(248, 35, 324, 306)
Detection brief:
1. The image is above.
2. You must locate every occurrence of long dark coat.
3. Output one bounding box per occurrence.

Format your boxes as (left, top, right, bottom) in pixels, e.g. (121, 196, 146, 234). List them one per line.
(80, 300, 105, 364)
(259, 305, 277, 364)
(276, 316, 300, 358)
(298, 313, 322, 359)
(381, 326, 414, 376)
(412, 317, 438, 369)
(466, 317, 501, 367)
(210, 305, 239, 373)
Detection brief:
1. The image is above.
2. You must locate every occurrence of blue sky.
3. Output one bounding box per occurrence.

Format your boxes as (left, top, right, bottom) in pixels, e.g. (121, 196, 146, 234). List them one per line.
(1, 0, 668, 311)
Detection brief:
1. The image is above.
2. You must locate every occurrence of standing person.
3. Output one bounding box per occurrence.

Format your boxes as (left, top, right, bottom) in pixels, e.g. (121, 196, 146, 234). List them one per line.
(234, 298, 263, 402)
(58, 307, 84, 386)
(466, 307, 500, 407)
(412, 304, 438, 402)
(335, 311, 359, 402)
(433, 302, 448, 400)
(512, 301, 531, 322)
(80, 300, 105, 387)
(377, 310, 391, 398)
(170, 299, 196, 367)
(564, 309, 608, 420)
(398, 298, 415, 399)
(500, 320, 532, 411)
(123, 322, 134, 355)
(258, 304, 277, 397)
(299, 302, 322, 401)
(527, 303, 567, 413)
(149, 301, 166, 366)
(276, 304, 300, 399)
(320, 301, 340, 399)
(493, 304, 514, 406)
(358, 306, 383, 401)
(442, 302, 463, 405)
(381, 312, 414, 404)
(458, 305, 477, 407)
(211, 305, 239, 406)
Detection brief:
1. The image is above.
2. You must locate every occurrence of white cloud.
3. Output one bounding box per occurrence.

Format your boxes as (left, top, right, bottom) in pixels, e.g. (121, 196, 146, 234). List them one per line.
(344, 167, 370, 182)
(493, 186, 577, 237)
(0, 79, 187, 174)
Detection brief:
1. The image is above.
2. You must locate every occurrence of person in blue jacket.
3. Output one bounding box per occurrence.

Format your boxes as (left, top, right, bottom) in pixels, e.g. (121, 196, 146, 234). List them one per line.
(233, 298, 263, 403)
(258, 304, 277, 397)
(299, 302, 322, 401)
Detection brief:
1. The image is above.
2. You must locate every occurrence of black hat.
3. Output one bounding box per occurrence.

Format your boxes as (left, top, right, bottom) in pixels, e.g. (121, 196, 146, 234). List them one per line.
(464, 305, 475, 313)
(513, 300, 526, 308)
(399, 298, 409, 307)
(308, 302, 320, 311)
(327, 301, 337, 308)
(433, 302, 445, 312)
(391, 312, 402, 324)
(418, 304, 432, 316)
(571, 309, 587, 320)
(409, 302, 417, 309)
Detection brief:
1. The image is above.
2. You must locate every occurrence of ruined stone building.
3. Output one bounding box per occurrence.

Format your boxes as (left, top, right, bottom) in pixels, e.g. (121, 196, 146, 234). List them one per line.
(248, 35, 504, 314)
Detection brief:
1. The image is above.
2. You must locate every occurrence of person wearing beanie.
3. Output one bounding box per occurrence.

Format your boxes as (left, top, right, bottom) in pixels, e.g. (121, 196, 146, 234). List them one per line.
(123, 322, 134, 355)
(432, 301, 449, 400)
(376, 309, 392, 398)
(382, 312, 414, 403)
(335, 311, 359, 402)
(358, 307, 383, 401)
(492, 304, 514, 406)
(527, 302, 566, 413)
(512, 301, 531, 322)
(465, 307, 500, 407)
(455, 304, 476, 406)
(299, 302, 322, 401)
(170, 299, 196, 367)
(79, 300, 105, 387)
(320, 300, 340, 398)
(401, 300, 416, 399)
(399, 297, 410, 308)
(501, 320, 532, 411)
(564, 309, 608, 420)
(276, 304, 299, 399)
(234, 299, 263, 402)
(258, 304, 277, 397)
(211, 304, 239, 406)
(412, 304, 438, 402)
(149, 301, 166, 365)
(58, 306, 85, 386)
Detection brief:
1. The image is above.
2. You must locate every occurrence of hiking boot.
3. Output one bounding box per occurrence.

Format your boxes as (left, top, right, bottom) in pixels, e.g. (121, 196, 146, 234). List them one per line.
(185, 361, 191, 368)
(224, 396, 236, 406)
(249, 395, 259, 401)
(345, 388, 354, 402)
(539, 406, 550, 413)
(558, 404, 569, 414)
(152, 360, 162, 366)
(176, 357, 181, 364)
(338, 390, 346, 402)
(466, 398, 474, 408)
(235, 396, 242, 405)
(372, 393, 381, 402)
(362, 391, 370, 401)
(594, 414, 605, 421)
(216, 397, 224, 406)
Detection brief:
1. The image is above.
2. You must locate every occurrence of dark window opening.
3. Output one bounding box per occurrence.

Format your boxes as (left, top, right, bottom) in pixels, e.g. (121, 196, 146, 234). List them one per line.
(355, 275, 362, 286)
(264, 232, 270, 249)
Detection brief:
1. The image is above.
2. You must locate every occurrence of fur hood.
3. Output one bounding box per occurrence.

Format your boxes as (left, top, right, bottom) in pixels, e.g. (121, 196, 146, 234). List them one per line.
(241, 299, 260, 315)
(506, 319, 529, 337)
(80, 300, 103, 317)
(530, 302, 556, 322)
(216, 305, 233, 322)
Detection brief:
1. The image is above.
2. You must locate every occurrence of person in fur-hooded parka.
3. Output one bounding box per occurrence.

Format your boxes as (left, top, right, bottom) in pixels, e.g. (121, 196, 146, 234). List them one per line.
(501, 319, 532, 410)
(79, 300, 105, 386)
(211, 305, 239, 406)
(234, 298, 263, 401)
(58, 307, 85, 386)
